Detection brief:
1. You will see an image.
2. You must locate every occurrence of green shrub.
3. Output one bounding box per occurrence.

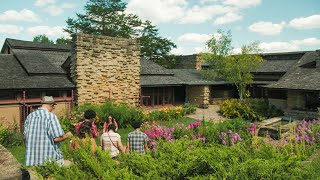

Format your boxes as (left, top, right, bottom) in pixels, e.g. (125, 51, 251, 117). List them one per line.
(219, 98, 283, 121)
(0, 123, 23, 148)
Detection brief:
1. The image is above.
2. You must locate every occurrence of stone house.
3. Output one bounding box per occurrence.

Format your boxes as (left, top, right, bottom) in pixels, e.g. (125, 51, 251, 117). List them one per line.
(0, 33, 319, 129)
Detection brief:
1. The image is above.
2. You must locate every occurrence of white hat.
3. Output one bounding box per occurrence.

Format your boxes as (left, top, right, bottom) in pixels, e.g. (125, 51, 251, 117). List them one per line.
(41, 96, 57, 105)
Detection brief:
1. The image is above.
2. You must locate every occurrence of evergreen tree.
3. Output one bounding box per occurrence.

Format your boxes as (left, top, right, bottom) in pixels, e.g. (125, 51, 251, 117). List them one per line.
(65, 0, 142, 38)
(65, 0, 176, 66)
(33, 34, 54, 44)
(138, 21, 176, 67)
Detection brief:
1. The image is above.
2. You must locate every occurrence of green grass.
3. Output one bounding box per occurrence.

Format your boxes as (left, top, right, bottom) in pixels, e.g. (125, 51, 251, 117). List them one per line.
(8, 146, 25, 164)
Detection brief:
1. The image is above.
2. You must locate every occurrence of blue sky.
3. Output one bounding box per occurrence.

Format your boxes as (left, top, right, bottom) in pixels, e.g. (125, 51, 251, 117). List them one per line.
(1, 0, 319, 55)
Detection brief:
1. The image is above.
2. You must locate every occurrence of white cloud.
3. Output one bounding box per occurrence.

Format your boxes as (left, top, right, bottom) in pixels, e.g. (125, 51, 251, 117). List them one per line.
(26, 26, 69, 37)
(0, 9, 41, 22)
(34, 0, 76, 16)
(248, 21, 285, 35)
(0, 24, 23, 34)
(259, 37, 320, 53)
(231, 47, 242, 54)
(200, 0, 218, 4)
(289, 14, 320, 29)
(171, 47, 186, 55)
(194, 46, 208, 53)
(214, 12, 242, 25)
(223, 0, 262, 8)
(126, 0, 253, 25)
(126, 0, 187, 24)
(179, 5, 232, 24)
(177, 33, 211, 43)
(34, 0, 55, 7)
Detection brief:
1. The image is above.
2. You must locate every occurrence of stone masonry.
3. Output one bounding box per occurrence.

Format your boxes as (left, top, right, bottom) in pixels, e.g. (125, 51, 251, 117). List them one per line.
(71, 34, 141, 105)
(186, 85, 210, 108)
(175, 54, 202, 70)
(0, 144, 24, 179)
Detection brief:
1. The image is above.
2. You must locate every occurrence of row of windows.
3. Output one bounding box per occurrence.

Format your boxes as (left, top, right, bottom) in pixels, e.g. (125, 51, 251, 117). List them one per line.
(0, 90, 72, 100)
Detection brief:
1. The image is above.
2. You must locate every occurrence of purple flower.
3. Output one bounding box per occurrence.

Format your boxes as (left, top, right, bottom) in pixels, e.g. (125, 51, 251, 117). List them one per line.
(152, 148, 157, 152)
(150, 141, 156, 146)
(222, 140, 226, 145)
(228, 130, 233, 134)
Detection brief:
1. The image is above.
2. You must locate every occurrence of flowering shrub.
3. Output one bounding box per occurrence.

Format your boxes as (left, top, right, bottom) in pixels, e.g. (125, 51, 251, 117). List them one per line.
(219, 98, 283, 121)
(219, 130, 242, 146)
(144, 121, 206, 151)
(145, 105, 196, 121)
(295, 119, 320, 143)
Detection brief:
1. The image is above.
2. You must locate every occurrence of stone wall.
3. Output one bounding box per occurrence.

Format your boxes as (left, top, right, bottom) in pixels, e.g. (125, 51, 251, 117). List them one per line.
(186, 85, 210, 108)
(0, 144, 25, 179)
(175, 54, 202, 70)
(71, 34, 141, 105)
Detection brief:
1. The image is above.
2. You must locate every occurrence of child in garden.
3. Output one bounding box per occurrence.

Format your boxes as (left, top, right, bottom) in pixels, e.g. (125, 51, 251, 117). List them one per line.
(103, 115, 118, 133)
(100, 124, 124, 158)
(69, 121, 97, 154)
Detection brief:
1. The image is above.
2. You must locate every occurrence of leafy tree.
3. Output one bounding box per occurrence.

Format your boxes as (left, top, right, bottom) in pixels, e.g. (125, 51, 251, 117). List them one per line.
(201, 30, 263, 100)
(138, 21, 176, 67)
(64, 0, 176, 66)
(56, 37, 72, 45)
(33, 34, 54, 44)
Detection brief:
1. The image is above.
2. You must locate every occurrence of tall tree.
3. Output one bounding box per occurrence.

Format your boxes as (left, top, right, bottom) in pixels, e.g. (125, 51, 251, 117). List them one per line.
(138, 21, 176, 67)
(65, 0, 142, 38)
(201, 30, 264, 100)
(33, 34, 54, 44)
(64, 0, 176, 65)
(56, 37, 72, 45)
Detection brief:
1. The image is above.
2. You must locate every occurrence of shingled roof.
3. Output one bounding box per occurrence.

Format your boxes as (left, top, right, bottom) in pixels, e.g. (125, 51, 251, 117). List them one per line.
(265, 51, 320, 90)
(0, 54, 74, 89)
(1, 38, 71, 53)
(140, 58, 182, 86)
(171, 69, 227, 85)
(140, 58, 174, 75)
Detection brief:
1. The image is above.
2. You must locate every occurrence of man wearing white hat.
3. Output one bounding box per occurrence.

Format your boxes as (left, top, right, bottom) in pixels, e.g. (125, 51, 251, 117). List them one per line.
(23, 96, 73, 166)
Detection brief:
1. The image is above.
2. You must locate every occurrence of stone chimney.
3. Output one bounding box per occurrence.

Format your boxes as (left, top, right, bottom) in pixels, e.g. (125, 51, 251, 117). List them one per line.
(70, 33, 141, 106)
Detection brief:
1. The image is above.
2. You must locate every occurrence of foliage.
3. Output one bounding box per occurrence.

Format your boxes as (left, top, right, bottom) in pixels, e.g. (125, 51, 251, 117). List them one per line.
(55, 37, 72, 45)
(65, 0, 176, 67)
(144, 104, 196, 122)
(33, 34, 54, 44)
(0, 122, 23, 148)
(60, 101, 145, 132)
(33, 34, 71, 45)
(65, 0, 142, 38)
(201, 29, 264, 99)
(219, 98, 284, 121)
(138, 21, 176, 67)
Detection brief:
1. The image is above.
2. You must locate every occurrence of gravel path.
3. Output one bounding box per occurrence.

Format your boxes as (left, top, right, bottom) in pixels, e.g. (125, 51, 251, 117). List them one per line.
(186, 105, 225, 122)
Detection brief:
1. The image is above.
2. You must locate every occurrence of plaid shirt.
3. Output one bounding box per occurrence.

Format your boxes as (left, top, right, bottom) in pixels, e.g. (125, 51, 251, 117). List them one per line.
(24, 107, 64, 166)
(127, 130, 148, 154)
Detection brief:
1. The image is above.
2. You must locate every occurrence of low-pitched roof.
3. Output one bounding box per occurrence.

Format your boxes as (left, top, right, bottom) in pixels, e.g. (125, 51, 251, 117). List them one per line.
(1, 38, 71, 53)
(265, 51, 320, 90)
(171, 69, 227, 85)
(0, 55, 74, 89)
(140, 58, 174, 75)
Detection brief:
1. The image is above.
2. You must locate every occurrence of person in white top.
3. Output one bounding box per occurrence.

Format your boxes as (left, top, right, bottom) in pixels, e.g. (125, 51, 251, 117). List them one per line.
(100, 124, 124, 158)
